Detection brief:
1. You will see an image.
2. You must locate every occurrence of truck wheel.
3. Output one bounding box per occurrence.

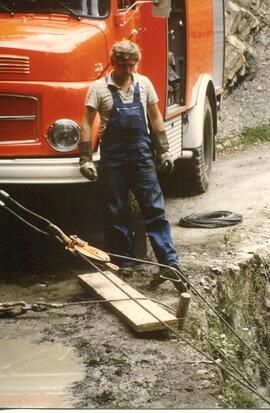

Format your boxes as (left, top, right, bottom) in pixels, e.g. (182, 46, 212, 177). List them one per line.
(172, 96, 214, 196)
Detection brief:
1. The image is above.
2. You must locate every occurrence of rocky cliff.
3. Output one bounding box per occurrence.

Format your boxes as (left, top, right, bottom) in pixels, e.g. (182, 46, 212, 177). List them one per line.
(217, 0, 269, 143)
(224, 0, 269, 87)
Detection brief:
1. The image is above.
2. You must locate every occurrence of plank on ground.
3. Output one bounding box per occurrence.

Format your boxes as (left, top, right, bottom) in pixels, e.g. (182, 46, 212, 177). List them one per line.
(78, 271, 177, 333)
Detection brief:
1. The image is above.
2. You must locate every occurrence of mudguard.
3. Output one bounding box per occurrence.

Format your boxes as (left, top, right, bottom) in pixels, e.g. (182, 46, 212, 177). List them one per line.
(183, 74, 217, 149)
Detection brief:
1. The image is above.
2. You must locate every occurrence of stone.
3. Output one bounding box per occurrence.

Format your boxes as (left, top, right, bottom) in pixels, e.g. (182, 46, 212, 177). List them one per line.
(227, 264, 241, 274)
(224, 0, 263, 87)
(34, 283, 47, 290)
(211, 267, 223, 275)
(265, 298, 270, 310)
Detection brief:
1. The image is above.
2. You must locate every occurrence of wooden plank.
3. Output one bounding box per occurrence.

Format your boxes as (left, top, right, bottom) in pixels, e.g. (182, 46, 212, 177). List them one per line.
(78, 271, 177, 333)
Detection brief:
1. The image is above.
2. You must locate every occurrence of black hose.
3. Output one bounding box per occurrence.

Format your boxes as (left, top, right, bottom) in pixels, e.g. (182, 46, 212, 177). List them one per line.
(178, 211, 243, 228)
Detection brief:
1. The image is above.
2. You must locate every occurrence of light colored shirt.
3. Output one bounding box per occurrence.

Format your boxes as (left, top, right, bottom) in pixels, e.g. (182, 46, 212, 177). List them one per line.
(85, 72, 158, 137)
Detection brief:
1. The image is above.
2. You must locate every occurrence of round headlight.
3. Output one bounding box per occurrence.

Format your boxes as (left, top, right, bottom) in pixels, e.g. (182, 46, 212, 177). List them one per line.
(47, 119, 80, 152)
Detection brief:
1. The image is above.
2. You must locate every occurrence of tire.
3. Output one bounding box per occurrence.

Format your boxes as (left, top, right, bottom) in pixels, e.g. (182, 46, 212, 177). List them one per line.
(171, 96, 214, 196)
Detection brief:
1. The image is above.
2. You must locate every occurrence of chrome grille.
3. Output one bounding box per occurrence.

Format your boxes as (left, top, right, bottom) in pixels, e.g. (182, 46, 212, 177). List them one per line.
(0, 94, 38, 143)
(0, 54, 30, 74)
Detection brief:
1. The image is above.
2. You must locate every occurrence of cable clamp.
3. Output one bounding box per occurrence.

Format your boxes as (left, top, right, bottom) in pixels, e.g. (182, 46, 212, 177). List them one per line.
(48, 224, 75, 248)
(30, 302, 64, 312)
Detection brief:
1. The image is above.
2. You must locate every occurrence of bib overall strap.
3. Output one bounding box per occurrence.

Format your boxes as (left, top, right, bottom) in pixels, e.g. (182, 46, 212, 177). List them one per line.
(133, 82, 141, 104)
(108, 84, 123, 107)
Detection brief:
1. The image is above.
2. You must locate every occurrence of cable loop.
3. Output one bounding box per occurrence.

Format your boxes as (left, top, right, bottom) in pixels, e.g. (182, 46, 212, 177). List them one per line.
(178, 211, 243, 228)
(0, 301, 28, 317)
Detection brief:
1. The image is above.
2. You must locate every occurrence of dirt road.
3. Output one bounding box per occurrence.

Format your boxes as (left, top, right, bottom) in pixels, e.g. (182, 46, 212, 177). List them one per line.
(169, 141, 270, 264)
(0, 142, 270, 408)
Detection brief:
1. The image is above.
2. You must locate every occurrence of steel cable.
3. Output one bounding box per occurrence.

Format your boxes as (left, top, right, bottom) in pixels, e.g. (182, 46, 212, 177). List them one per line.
(1, 205, 50, 236)
(74, 253, 270, 405)
(6, 295, 258, 393)
(1, 195, 270, 378)
(109, 253, 270, 375)
(0, 193, 269, 405)
(0, 190, 51, 225)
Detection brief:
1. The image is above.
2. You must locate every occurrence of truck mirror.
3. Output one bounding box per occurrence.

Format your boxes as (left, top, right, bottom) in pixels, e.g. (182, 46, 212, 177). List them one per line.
(152, 0, 171, 18)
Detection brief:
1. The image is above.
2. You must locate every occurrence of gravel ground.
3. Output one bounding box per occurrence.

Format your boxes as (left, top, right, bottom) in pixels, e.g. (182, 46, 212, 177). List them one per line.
(217, 21, 270, 141)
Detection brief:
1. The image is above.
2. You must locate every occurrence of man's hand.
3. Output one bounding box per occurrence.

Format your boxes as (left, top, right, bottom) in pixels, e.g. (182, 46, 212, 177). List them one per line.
(79, 141, 97, 181)
(80, 160, 97, 181)
(152, 131, 174, 174)
(156, 151, 174, 174)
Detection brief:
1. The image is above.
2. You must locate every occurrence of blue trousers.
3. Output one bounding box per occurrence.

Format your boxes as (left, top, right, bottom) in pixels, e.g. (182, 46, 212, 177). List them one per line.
(100, 159, 179, 267)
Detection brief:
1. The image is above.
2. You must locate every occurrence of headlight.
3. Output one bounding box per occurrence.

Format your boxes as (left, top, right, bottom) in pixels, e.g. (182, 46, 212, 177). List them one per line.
(47, 119, 80, 152)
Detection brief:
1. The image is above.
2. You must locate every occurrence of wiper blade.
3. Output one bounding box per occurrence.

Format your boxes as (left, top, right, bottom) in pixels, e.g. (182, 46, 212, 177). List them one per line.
(11, 0, 82, 20)
(53, 1, 81, 20)
(0, 3, 14, 14)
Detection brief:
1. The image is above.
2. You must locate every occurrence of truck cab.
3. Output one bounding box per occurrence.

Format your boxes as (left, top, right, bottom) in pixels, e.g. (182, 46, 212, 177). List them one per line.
(0, 0, 224, 194)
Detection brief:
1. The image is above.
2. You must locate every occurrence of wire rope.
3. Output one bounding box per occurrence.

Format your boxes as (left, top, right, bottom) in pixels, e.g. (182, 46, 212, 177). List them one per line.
(0, 193, 269, 405)
(76, 253, 270, 406)
(109, 253, 270, 374)
(2, 205, 50, 236)
(0, 190, 52, 226)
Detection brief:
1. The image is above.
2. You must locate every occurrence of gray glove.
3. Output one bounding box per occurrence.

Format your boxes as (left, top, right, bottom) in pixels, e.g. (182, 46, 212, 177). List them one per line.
(79, 141, 97, 181)
(156, 151, 174, 173)
(152, 131, 174, 174)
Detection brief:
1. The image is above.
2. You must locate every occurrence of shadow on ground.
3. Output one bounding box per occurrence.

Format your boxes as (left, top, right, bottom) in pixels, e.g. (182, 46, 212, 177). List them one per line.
(0, 183, 104, 277)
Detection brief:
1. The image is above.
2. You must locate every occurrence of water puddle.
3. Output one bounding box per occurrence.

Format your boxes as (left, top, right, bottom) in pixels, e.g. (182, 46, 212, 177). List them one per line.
(0, 278, 85, 303)
(0, 338, 85, 408)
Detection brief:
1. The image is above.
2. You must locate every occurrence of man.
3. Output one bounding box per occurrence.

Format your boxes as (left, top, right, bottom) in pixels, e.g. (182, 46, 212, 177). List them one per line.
(79, 40, 186, 292)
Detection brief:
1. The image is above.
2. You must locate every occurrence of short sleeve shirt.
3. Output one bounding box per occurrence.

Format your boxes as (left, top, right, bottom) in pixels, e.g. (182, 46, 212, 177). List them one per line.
(85, 72, 159, 137)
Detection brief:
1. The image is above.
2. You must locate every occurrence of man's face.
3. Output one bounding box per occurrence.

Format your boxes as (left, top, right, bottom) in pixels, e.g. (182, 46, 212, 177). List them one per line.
(112, 59, 137, 77)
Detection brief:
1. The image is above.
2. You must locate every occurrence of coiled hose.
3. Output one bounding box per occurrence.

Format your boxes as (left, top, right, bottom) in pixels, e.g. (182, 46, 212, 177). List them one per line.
(178, 210, 243, 228)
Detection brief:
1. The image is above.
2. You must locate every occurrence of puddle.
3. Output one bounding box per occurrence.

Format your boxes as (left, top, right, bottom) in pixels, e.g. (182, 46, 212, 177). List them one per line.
(0, 278, 85, 303)
(0, 338, 85, 408)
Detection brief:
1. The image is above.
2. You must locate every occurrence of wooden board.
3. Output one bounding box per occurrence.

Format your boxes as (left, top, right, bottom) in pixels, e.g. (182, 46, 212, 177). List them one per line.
(78, 271, 177, 333)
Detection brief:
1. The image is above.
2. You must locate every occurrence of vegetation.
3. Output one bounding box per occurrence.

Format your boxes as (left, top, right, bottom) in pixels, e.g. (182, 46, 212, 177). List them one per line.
(205, 255, 270, 407)
(217, 122, 270, 154)
(223, 378, 259, 408)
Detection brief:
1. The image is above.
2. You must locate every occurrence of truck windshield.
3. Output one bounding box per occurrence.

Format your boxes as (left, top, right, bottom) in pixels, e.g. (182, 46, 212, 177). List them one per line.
(0, 0, 109, 18)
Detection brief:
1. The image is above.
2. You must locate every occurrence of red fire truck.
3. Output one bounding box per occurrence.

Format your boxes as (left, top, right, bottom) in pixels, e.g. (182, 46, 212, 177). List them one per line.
(0, 0, 224, 195)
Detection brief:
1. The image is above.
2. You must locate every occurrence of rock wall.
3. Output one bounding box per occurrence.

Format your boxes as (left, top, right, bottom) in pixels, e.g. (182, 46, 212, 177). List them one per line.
(216, 252, 270, 405)
(224, 0, 269, 87)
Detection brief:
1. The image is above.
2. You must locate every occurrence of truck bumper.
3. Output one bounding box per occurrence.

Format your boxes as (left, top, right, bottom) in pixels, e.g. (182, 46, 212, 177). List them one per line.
(0, 156, 99, 184)
(0, 151, 194, 184)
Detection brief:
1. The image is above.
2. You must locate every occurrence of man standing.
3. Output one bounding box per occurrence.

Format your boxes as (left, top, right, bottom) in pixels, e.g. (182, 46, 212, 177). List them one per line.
(79, 40, 185, 291)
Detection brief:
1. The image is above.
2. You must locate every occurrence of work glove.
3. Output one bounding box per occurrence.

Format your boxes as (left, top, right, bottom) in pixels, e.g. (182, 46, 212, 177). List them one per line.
(79, 141, 98, 181)
(152, 131, 174, 174)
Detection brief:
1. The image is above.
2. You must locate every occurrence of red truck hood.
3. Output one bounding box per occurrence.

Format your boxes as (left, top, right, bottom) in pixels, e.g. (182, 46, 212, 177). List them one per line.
(0, 15, 108, 81)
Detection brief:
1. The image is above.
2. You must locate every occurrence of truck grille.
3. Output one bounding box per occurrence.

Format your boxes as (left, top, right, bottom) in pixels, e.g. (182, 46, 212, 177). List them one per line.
(0, 94, 39, 143)
(0, 55, 30, 74)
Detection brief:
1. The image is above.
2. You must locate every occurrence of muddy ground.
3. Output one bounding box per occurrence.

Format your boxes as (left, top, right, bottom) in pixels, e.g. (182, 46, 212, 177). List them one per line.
(0, 142, 269, 408)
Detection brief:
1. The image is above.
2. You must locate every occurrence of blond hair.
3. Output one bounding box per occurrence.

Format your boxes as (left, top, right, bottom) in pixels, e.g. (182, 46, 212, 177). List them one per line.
(110, 40, 141, 63)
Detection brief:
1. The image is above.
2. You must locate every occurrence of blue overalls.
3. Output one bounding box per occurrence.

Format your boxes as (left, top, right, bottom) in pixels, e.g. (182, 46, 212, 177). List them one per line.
(99, 79, 179, 268)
